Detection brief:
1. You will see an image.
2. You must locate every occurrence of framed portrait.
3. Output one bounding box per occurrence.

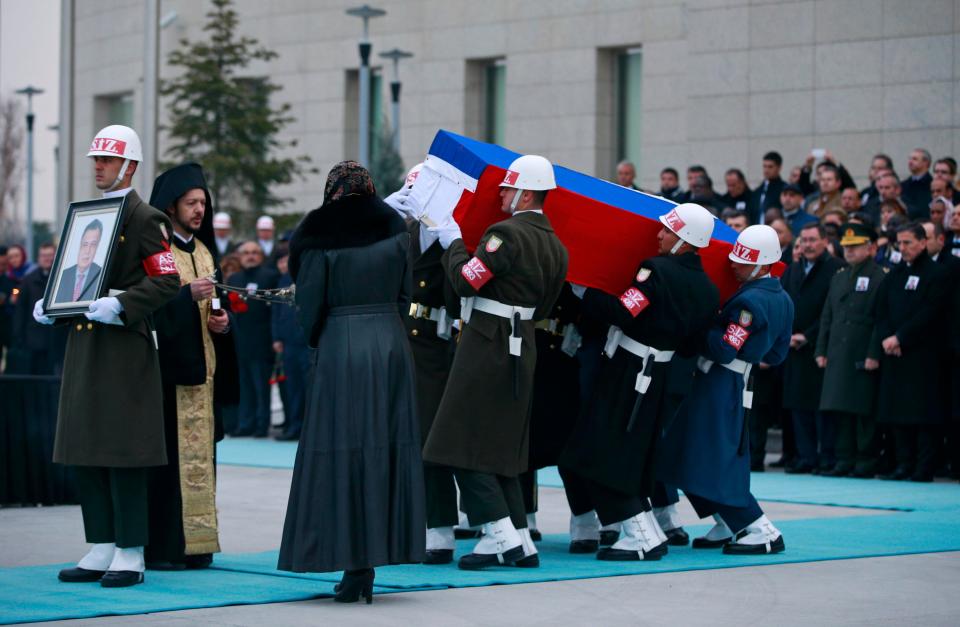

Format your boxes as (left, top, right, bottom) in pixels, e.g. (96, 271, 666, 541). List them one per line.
(42, 196, 126, 318)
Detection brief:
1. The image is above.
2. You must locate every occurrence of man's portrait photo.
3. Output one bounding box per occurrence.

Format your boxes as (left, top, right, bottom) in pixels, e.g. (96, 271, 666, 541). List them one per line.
(54, 219, 104, 304)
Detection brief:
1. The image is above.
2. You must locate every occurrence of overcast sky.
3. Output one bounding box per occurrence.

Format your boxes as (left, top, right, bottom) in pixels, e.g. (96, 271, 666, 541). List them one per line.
(1, 0, 60, 232)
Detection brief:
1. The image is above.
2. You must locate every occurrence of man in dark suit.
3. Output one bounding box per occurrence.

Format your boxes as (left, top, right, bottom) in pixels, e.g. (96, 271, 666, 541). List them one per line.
(721, 169, 755, 220)
(860, 154, 894, 208)
(55, 220, 104, 304)
(781, 223, 845, 474)
(901, 149, 933, 219)
(751, 151, 786, 223)
(659, 167, 684, 202)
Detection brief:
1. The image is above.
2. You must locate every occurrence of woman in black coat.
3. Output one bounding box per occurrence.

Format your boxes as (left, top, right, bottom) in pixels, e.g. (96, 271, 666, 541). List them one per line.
(278, 162, 425, 603)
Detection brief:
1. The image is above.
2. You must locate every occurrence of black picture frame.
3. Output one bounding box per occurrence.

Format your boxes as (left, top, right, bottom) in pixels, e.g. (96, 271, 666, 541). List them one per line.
(42, 196, 126, 318)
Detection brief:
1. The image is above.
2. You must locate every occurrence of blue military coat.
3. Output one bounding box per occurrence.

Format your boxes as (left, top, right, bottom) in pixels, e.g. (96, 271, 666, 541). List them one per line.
(658, 276, 793, 506)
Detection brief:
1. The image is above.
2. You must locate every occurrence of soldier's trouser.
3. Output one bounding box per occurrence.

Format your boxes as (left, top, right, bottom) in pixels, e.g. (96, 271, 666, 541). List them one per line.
(650, 481, 679, 508)
(519, 470, 538, 515)
(454, 469, 527, 529)
(893, 425, 938, 475)
(684, 491, 763, 535)
(557, 466, 649, 527)
(829, 411, 879, 471)
(424, 463, 459, 529)
(75, 466, 149, 548)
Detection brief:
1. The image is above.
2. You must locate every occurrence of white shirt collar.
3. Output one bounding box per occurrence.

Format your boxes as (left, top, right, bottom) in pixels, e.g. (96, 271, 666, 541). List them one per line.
(174, 231, 194, 244)
(102, 186, 134, 199)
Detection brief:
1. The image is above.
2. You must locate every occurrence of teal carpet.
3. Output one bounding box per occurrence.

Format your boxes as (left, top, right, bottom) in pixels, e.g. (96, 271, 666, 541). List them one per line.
(3, 439, 957, 624)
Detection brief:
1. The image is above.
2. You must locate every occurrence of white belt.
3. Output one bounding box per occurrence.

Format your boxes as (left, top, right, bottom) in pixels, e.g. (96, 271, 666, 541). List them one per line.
(696, 357, 754, 408)
(461, 296, 536, 356)
(604, 326, 675, 394)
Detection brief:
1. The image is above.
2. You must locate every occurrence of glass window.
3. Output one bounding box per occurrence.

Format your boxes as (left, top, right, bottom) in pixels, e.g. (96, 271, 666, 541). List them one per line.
(94, 92, 134, 130)
(484, 60, 506, 144)
(370, 70, 384, 163)
(616, 48, 642, 173)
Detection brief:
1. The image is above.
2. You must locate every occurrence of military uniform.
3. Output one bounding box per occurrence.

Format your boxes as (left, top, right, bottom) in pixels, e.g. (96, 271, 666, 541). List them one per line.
(873, 250, 949, 479)
(423, 210, 568, 529)
(558, 252, 718, 526)
(659, 276, 793, 532)
(54, 189, 181, 549)
(815, 241, 886, 476)
(403, 221, 460, 531)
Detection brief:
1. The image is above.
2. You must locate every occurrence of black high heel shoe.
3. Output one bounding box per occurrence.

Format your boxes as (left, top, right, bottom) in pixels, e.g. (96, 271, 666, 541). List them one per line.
(333, 568, 374, 604)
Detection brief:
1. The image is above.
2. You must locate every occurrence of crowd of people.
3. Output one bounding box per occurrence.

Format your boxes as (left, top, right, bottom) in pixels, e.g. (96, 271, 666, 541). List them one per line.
(3, 121, 958, 602)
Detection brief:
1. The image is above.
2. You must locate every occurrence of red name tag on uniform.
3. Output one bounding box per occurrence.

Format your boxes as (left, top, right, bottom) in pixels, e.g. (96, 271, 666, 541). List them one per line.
(143, 251, 178, 276)
(723, 323, 750, 350)
(461, 256, 493, 290)
(619, 287, 649, 317)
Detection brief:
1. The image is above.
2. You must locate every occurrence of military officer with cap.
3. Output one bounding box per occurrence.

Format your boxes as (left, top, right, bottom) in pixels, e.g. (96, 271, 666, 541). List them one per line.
(385, 163, 461, 565)
(423, 154, 568, 570)
(659, 225, 793, 555)
(33, 125, 181, 586)
(558, 202, 719, 561)
(815, 222, 886, 477)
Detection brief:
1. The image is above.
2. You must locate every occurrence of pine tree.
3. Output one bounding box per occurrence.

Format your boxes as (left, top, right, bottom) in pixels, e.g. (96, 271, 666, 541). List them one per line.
(160, 0, 314, 224)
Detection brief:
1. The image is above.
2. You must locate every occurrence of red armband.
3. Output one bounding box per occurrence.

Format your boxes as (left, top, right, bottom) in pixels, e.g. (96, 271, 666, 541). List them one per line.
(722, 323, 751, 350)
(143, 250, 178, 276)
(619, 287, 650, 317)
(461, 256, 493, 290)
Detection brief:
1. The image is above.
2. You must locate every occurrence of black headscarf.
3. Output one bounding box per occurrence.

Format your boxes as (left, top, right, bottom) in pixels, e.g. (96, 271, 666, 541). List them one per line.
(149, 162, 217, 262)
(323, 160, 377, 204)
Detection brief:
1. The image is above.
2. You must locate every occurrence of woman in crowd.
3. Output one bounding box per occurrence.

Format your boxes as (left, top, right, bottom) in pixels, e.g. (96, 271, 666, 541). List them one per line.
(5, 245, 34, 282)
(278, 161, 425, 603)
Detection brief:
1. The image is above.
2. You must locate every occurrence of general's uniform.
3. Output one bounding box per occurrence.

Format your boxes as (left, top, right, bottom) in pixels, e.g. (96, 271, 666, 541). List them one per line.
(559, 253, 718, 525)
(814, 255, 887, 476)
(659, 276, 793, 532)
(403, 221, 460, 531)
(54, 189, 181, 550)
(423, 210, 568, 529)
(873, 251, 949, 479)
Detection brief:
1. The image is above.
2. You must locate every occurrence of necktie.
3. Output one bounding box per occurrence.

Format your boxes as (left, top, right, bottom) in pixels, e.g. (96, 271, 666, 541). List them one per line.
(73, 271, 86, 300)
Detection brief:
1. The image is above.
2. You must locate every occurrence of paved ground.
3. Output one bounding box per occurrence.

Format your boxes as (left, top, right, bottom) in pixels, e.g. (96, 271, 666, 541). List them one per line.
(3, 463, 959, 625)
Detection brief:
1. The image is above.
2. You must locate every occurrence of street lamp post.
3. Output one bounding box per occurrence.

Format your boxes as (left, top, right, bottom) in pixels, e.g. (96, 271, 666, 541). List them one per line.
(346, 4, 385, 167)
(16, 86, 44, 261)
(378, 48, 413, 154)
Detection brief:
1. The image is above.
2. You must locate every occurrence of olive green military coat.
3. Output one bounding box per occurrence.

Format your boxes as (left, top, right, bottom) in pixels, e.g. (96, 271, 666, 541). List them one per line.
(53, 190, 181, 467)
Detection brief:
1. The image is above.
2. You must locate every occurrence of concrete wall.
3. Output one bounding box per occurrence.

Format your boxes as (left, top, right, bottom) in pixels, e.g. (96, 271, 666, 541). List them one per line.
(68, 0, 960, 214)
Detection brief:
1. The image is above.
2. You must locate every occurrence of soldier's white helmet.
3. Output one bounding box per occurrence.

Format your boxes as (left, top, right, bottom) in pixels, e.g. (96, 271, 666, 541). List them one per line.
(213, 212, 232, 229)
(87, 125, 143, 162)
(404, 162, 424, 188)
(659, 203, 715, 252)
(500, 155, 557, 192)
(729, 224, 782, 265)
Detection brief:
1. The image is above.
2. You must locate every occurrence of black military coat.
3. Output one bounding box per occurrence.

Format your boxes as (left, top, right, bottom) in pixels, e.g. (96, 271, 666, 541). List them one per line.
(781, 252, 845, 411)
(873, 251, 949, 425)
(559, 252, 719, 496)
(423, 210, 568, 477)
(814, 258, 886, 415)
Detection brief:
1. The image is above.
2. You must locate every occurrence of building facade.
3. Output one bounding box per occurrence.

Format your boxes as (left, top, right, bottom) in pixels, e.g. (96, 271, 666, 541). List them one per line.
(61, 0, 960, 220)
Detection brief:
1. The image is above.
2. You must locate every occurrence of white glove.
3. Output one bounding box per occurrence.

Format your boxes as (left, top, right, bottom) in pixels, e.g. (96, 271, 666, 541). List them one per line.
(428, 216, 462, 250)
(570, 284, 587, 299)
(33, 299, 54, 325)
(384, 186, 415, 218)
(85, 296, 124, 326)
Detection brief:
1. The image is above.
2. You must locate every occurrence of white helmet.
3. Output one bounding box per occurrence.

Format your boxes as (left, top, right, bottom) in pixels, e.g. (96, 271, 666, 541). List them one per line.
(729, 224, 782, 272)
(213, 212, 232, 229)
(87, 125, 143, 161)
(404, 162, 424, 188)
(88, 125, 143, 192)
(659, 203, 715, 252)
(500, 155, 556, 213)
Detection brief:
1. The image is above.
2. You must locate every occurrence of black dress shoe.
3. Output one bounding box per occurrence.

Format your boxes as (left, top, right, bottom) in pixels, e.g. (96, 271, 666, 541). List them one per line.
(822, 465, 852, 477)
(453, 528, 482, 540)
(769, 456, 793, 468)
(512, 553, 540, 568)
(665, 527, 690, 546)
(691, 536, 731, 549)
(529, 529, 542, 542)
(458, 545, 524, 570)
(274, 431, 300, 441)
(785, 463, 814, 475)
(184, 554, 213, 569)
(910, 473, 933, 483)
(569, 539, 599, 554)
(722, 535, 785, 555)
(599, 529, 620, 546)
(145, 561, 186, 571)
(880, 466, 912, 481)
(596, 545, 664, 561)
(58, 567, 105, 583)
(232, 429, 254, 437)
(851, 468, 876, 478)
(334, 569, 374, 604)
(100, 571, 144, 588)
(422, 549, 453, 565)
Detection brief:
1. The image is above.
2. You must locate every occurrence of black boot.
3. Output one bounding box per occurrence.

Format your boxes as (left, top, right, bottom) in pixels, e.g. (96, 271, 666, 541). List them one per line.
(334, 568, 374, 604)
